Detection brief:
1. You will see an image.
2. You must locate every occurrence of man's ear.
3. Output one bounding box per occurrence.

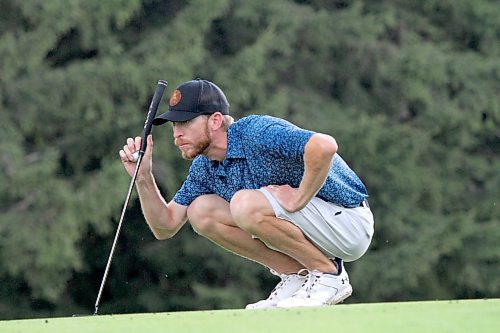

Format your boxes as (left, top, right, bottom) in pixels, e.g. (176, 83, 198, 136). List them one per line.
(210, 112, 224, 130)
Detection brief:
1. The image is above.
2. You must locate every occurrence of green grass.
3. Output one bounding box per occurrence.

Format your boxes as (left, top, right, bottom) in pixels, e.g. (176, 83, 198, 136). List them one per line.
(1, 299, 498, 333)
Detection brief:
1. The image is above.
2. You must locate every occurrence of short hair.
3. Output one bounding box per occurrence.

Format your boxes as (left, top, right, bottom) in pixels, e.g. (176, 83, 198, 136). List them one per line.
(221, 115, 234, 131)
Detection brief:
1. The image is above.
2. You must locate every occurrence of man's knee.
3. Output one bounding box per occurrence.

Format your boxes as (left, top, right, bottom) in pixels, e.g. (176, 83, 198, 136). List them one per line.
(230, 190, 269, 230)
(187, 195, 221, 236)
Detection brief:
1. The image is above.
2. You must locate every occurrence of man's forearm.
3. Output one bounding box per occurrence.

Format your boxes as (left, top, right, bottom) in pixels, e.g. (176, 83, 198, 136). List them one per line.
(135, 173, 184, 240)
(296, 134, 337, 209)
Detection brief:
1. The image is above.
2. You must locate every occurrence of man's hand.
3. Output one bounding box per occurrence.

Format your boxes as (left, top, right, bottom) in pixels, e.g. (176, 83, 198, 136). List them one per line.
(118, 134, 154, 180)
(264, 184, 305, 213)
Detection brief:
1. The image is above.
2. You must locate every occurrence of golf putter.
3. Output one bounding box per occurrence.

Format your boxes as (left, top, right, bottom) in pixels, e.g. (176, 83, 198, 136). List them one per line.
(93, 80, 168, 315)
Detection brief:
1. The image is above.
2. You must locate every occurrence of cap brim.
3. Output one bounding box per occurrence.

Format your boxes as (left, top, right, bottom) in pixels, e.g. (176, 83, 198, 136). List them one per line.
(152, 110, 200, 126)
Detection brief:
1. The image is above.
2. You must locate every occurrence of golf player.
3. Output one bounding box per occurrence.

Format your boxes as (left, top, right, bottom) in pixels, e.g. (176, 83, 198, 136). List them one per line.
(119, 79, 374, 309)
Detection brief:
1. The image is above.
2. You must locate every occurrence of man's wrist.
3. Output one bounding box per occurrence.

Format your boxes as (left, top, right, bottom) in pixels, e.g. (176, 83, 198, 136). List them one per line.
(292, 190, 309, 212)
(136, 172, 155, 186)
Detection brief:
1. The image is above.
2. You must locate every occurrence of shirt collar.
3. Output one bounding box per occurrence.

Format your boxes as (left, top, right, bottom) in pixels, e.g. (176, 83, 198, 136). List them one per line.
(225, 125, 246, 159)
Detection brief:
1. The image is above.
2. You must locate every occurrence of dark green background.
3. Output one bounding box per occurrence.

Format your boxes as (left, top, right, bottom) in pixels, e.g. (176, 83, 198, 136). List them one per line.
(0, 0, 498, 319)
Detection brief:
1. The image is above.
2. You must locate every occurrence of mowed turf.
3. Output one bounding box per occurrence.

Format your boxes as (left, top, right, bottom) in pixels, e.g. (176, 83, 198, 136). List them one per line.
(1, 299, 498, 333)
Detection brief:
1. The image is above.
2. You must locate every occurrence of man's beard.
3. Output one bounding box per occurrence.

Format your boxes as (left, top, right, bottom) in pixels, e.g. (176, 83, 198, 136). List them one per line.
(181, 125, 211, 160)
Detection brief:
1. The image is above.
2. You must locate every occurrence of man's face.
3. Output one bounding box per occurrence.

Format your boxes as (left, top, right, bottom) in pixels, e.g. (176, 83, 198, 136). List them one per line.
(172, 115, 211, 160)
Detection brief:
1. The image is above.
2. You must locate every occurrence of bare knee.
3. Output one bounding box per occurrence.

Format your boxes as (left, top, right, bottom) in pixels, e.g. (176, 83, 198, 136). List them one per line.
(187, 195, 223, 237)
(230, 190, 268, 231)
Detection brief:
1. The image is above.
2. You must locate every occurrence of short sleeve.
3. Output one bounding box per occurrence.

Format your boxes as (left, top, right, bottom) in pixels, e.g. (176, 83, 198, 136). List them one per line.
(251, 117, 314, 159)
(172, 157, 212, 206)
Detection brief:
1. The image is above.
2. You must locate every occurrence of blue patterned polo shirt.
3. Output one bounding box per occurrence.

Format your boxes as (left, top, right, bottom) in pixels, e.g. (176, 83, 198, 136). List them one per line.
(173, 115, 368, 208)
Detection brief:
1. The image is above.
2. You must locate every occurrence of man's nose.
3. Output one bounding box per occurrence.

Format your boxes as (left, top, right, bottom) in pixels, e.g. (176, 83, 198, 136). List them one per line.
(172, 125, 183, 138)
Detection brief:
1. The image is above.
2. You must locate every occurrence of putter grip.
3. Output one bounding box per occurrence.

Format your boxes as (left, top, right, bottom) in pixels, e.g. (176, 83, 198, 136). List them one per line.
(140, 80, 168, 153)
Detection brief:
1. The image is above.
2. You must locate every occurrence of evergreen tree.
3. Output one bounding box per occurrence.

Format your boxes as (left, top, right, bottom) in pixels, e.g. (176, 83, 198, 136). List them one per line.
(0, 0, 498, 319)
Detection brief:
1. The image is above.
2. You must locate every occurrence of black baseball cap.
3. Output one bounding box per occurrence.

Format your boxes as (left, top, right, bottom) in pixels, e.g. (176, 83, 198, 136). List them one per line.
(152, 79, 229, 125)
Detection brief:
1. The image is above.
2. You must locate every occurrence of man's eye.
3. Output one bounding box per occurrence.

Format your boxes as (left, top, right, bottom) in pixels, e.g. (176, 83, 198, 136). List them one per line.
(172, 120, 190, 128)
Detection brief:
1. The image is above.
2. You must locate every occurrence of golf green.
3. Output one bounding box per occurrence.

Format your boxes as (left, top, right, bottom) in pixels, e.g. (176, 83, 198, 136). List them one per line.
(1, 299, 498, 333)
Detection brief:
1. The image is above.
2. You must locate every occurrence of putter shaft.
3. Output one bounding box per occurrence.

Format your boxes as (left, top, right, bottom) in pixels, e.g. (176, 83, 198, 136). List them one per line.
(93, 153, 143, 315)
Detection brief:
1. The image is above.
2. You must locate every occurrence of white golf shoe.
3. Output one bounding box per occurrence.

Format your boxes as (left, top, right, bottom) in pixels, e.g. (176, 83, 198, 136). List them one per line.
(277, 264, 352, 308)
(245, 270, 307, 309)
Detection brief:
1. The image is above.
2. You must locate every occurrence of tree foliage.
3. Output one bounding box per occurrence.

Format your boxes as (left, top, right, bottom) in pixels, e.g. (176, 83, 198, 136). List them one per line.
(0, 0, 498, 319)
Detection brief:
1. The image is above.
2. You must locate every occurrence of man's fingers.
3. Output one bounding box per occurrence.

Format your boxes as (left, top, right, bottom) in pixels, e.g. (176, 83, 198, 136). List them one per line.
(120, 136, 149, 163)
(146, 135, 154, 154)
(126, 137, 135, 150)
(119, 149, 127, 161)
(134, 136, 141, 151)
(123, 144, 132, 156)
(122, 140, 137, 162)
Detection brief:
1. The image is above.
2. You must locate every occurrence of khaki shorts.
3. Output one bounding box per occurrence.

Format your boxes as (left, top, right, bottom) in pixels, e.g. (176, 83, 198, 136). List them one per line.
(258, 188, 374, 262)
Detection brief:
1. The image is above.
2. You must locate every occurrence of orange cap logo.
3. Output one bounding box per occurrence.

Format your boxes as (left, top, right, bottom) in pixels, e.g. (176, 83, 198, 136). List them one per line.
(170, 89, 182, 106)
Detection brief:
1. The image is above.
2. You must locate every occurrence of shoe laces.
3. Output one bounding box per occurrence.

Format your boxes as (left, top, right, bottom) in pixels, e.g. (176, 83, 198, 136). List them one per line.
(267, 269, 307, 300)
(295, 270, 323, 298)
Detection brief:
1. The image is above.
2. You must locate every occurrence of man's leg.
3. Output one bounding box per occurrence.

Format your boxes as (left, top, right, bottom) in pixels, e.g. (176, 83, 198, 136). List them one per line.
(230, 189, 354, 307)
(229, 189, 337, 274)
(188, 194, 308, 309)
(186, 194, 304, 274)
